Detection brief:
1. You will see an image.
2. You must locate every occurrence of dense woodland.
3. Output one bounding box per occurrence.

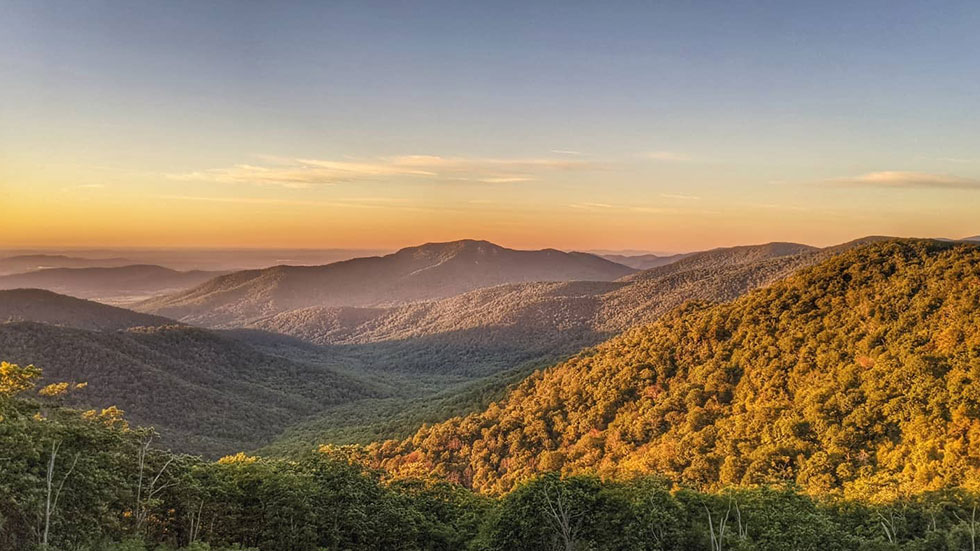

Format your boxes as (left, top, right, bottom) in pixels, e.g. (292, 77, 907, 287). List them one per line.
(7, 362, 980, 551)
(5, 239, 980, 549)
(371, 240, 980, 499)
(0, 322, 383, 455)
(0, 240, 832, 457)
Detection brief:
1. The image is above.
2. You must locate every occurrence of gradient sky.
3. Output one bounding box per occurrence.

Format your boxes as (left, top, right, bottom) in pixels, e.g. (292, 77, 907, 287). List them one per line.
(1, 1, 979, 252)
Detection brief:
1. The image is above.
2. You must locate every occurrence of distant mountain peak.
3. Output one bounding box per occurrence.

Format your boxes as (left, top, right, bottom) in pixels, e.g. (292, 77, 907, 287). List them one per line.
(395, 239, 505, 259)
(137, 240, 635, 325)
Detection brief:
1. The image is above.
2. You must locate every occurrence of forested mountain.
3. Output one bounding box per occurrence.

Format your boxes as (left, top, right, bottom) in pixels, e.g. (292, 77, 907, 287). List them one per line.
(0, 253, 133, 275)
(136, 240, 635, 326)
(259, 242, 838, 453)
(599, 252, 691, 270)
(0, 264, 226, 304)
(620, 242, 817, 282)
(0, 321, 381, 455)
(10, 364, 980, 551)
(248, 242, 825, 351)
(0, 289, 174, 330)
(370, 240, 980, 500)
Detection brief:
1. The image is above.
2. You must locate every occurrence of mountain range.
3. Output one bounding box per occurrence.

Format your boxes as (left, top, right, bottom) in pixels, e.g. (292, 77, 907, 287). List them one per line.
(246, 242, 820, 352)
(369, 239, 980, 499)
(0, 253, 134, 275)
(1, 238, 829, 455)
(598, 252, 691, 270)
(0, 288, 174, 330)
(136, 240, 636, 325)
(7, 234, 978, 480)
(0, 264, 227, 304)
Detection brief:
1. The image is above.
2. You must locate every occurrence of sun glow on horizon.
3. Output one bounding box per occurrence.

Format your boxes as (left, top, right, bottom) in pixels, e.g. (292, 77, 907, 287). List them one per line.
(1, 2, 978, 251)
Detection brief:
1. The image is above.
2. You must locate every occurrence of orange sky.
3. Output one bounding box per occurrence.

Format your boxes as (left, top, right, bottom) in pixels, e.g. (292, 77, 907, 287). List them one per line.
(3, 3, 979, 252)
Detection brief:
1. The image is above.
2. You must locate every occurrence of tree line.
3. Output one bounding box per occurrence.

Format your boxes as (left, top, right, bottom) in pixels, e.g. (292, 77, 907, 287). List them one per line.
(370, 240, 980, 498)
(6, 361, 980, 550)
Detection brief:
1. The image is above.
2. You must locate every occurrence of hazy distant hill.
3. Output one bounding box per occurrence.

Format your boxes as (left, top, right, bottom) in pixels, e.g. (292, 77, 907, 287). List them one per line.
(0, 320, 381, 455)
(138, 240, 636, 326)
(0, 254, 133, 275)
(621, 242, 817, 282)
(249, 242, 822, 353)
(371, 239, 980, 497)
(259, 242, 832, 452)
(599, 252, 691, 270)
(0, 264, 227, 304)
(0, 289, 174, 330)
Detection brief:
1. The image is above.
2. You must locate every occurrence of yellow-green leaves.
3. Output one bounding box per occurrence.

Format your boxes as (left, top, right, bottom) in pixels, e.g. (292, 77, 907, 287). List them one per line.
(0, 361, 41, 397)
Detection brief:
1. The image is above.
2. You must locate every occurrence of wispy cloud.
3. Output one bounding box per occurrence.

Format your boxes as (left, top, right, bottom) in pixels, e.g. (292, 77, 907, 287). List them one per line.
(828, 171, 980, 190)
(61, 183, 107, 192)
(567, 202, 718, 215)
(155, 194, 452, 213)
(660, 192, 700, 200)
(935, 157, 978, 164)
(168, 155, 600, 187)
(155, 195, 384, 208)
(550, 149, 584, 156)
(645, 151, 694, 162)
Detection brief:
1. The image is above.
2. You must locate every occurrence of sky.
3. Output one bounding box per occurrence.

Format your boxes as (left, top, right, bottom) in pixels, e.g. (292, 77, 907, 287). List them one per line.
(1, 1, 979, 253)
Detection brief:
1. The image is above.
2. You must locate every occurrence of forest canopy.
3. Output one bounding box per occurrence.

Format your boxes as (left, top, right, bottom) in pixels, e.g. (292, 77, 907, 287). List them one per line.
(370, 240, 980, 499)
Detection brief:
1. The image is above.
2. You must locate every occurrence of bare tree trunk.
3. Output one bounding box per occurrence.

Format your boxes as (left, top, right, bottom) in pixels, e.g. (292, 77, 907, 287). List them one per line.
(543, 485, 580, 551)
(705, 500, 732, 551)
(42, 440, 78, 548)
(135, 436, 150, 531)
(188, 500, 205, 544)
(134, 436, 174, 535)
(42, 440, 57, 547)
(972, 505, 977, 551)
(877, 511, 896, 544)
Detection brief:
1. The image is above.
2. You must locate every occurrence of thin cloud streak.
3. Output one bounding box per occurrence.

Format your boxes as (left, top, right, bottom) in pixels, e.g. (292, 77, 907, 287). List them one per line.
(168, 155, 601, 187)
(155, 195, 386, 208)
(645, 151, 694, 162)
(828, 171, 980, 190)
(568, 202, 719, 215)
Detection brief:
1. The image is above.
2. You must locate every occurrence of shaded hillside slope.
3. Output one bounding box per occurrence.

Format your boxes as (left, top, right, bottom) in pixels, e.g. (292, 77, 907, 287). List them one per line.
(0, 321, 382, 456)
(250, 242, 824, 352)
(371, 240, 980, 499)
(0, 289, 174, 330)
(599, 252, 691, 270)
(620, 241, 817, 282)
(136, 240, 635, 326)
(260, 243, 834, 453)
(0, 264, 226, 304)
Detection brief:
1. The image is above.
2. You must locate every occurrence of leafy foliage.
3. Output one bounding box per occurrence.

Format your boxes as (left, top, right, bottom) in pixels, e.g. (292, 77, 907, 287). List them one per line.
(0, 323, 383, 456)
(371, 240, 980, 499)
(7, 359, 980, 549)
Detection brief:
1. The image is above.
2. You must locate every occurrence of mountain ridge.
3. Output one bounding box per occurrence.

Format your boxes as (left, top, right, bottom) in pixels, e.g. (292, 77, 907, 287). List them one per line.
(0, 264, 227, 304)
(0, 288, 175, 330)
(0, 319, 383, 456)
(368, 239, 980, 498)
(136, 239, 636, 325)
